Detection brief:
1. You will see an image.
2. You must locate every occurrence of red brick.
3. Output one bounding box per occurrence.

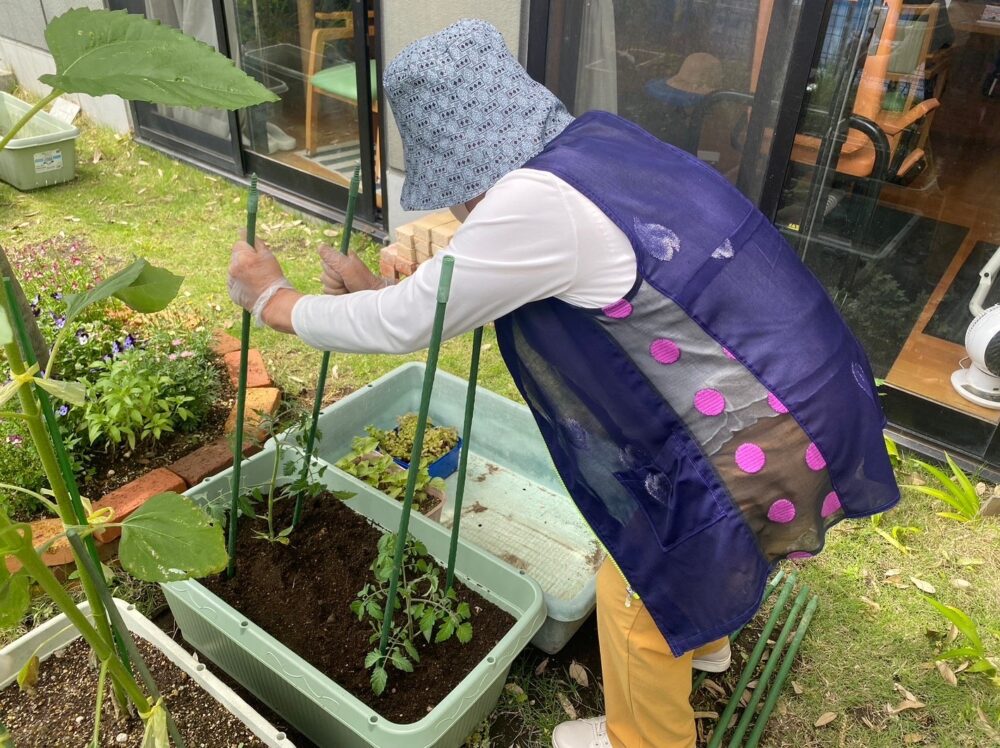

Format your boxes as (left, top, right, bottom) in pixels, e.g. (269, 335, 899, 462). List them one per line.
(93, 468, 186, 542)
(6, 520, 120, 574)
(211, 329, 242, 356)
(225, 387, 282, 441)
(168, 437, 259, 487)
(379, 245, 398, 281)
(395, 255, 418, 277)
(223, 348, 273, 389)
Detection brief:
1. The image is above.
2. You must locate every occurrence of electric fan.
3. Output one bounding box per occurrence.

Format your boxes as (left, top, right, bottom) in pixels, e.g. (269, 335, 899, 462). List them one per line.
(952, 246, 1000, 409)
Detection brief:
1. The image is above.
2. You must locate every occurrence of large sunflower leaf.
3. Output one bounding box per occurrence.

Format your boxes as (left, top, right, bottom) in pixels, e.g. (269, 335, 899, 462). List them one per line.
(40, 9, 277, 110)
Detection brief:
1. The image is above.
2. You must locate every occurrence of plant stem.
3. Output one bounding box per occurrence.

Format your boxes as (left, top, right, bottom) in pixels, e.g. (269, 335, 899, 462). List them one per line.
(266, 439, 280, 541)
(2, 279, 132, 680)
(91, 659, 109, 748)
(0, 483, 60, 515)
(0, 249, 49, 369)
(1, 519, 150, 713)
(0, 89, 61, 152)
(228, 175, 259, 578)
(294, 164, 361, 527)
(378, 257, 455, 659)
(446, 326, 483, 592)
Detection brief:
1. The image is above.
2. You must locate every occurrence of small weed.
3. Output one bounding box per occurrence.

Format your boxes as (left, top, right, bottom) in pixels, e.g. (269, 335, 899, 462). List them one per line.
(336, 434, 445, 513)
(366, 413, 458, 463)
(869, 512, 921, 554)
(907, 453, 982, 522)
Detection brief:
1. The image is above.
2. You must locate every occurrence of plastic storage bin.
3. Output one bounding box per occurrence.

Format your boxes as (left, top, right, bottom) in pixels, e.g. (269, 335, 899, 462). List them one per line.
(285, 362, 605, 654)
(162, 447, 545, 748)
(0, 91, 79, 190)
(0, 599, 292, 747)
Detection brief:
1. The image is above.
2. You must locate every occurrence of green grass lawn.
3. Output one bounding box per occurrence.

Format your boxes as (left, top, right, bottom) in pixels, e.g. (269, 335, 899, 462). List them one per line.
(2, 117, 998, 747)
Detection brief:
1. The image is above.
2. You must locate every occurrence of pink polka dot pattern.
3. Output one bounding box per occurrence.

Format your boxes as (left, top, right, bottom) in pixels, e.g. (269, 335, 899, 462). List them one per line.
(694, 388, 726, 416)
(650, 338, 681, 364)
(603, 299, 633, 319)
(767, 392, 788, 414)
(805, 442, 826, 471)
(722, 347, 736, 360)
(821, 491, 842, 518)
(787, 552, 813, 560)
(767, 499, 797, 523)
(734, 443, 766, 473)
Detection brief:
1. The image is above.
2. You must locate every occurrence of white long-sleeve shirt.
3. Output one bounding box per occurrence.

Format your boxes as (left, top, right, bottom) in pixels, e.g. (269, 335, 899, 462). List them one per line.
(291, 169, 637, 353)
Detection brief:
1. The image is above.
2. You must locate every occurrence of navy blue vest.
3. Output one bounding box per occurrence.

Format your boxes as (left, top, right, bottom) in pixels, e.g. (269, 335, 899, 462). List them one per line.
(495, 112, 899, 655)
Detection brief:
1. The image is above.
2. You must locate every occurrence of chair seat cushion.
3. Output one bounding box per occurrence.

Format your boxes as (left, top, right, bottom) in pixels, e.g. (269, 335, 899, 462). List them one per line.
(311, 59, 378, 101)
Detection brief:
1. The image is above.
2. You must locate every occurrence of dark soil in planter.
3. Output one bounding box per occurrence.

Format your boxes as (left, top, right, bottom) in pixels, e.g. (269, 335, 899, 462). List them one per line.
(203, 492, 516, 724)
(79, 362, 234, 500)
(0, 634, 265, 747)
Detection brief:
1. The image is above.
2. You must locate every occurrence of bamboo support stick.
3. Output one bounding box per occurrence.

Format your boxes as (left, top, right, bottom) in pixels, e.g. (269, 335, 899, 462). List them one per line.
(378, 256, 455, 658)
(706, 573, 798, 748)
(445, 326, 483, 592)
(294, 164, 361, 527)
(227, 175, 259, 578)
(744, 596, 820, 748)
(726, 587, 810, 747)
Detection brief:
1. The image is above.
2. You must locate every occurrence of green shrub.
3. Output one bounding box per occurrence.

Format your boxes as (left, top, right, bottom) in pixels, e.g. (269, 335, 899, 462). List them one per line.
(0, 418, 46, 521)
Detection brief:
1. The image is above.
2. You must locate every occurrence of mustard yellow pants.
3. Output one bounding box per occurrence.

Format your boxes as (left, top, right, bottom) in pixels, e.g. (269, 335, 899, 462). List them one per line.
(596, 561, 729, 748)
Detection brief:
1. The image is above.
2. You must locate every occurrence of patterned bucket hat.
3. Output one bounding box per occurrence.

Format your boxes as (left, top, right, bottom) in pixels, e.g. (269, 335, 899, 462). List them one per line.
(383, 19, 575, 211)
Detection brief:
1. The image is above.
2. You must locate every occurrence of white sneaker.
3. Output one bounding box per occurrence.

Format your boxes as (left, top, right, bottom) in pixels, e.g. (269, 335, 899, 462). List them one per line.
(552, 716, 612, 748)
(692, 641, 732, 673)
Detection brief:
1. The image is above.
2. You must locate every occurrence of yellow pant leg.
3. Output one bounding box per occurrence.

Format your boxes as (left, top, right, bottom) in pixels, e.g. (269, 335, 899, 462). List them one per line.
(596, 561, 697, 748)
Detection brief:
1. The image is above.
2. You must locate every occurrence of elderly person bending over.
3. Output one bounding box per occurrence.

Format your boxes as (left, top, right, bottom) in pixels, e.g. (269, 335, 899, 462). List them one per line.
(229, 20, 898, 748)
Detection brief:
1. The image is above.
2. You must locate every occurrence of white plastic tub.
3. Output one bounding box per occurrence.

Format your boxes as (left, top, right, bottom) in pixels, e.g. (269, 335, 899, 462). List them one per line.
(0, 599, 291, 747)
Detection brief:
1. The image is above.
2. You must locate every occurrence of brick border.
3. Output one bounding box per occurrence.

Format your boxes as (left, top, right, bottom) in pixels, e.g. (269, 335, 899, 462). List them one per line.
(15, 331, 282, 570)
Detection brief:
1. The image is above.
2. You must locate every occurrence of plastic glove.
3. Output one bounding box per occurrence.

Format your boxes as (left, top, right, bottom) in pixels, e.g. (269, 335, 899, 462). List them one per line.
(318, 245, 385, 295)
(228, 237, 294, 326)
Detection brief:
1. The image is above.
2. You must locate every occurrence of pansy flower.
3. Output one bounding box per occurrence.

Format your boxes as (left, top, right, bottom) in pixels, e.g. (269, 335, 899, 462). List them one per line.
(76, 328, 89, 345)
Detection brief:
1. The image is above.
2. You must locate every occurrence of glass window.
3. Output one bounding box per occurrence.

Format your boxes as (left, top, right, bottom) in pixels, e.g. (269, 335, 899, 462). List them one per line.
(541, 0, 811, 204)
(777, 0, 1000, 458)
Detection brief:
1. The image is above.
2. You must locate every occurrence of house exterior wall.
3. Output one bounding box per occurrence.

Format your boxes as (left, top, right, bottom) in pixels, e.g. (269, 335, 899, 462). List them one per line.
(0, 0, 130, 133)
(380, 0, 528, 233)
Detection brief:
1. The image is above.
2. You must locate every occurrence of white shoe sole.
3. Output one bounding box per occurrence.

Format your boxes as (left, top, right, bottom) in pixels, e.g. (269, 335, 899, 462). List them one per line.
(692, 650, 732, 673)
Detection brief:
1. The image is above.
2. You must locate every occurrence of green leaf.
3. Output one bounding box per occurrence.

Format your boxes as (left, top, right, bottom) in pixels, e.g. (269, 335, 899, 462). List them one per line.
(364, 650, 381, 669)
(41, 9, 278, 110)
(119, 492, 228, 582)
(63, 259, 145, 322)
(140, 699, 170, 748)
(113, 263, 183, 313)
(924, 596, 983, 652)
(435, 619, 455, 643)
(403, 638, 420, 662)
(330, 490, 356, 502)
(391, 651, 414, 673)
(456, 622, 473, 644)
(0, 379, 21, 410)
(965, 659, 997, 675)
(0, 305, 11, 346)
(33, 377, 86, 406)
(945, 454, 979, 514)
(17, 655, 39, 691)
(370, 666, 388, 696)
(457, 602, 471, 619)
(0, 566, 30, 628)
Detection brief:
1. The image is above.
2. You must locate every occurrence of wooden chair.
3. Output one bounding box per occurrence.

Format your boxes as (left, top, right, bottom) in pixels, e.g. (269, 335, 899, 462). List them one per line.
(304, 9, 379, 172)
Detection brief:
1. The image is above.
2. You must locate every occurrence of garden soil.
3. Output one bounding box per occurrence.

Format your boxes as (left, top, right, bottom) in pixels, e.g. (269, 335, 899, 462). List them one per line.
(0, 635, 265, 747)
(204, 492, 516, 724)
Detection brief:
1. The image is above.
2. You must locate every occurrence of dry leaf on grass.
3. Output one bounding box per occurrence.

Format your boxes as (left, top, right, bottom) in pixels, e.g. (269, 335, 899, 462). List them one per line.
(814, 712, 838, 727)
(894, 684, 920, 702)
(568, 661, 590, 688)
(887, 699, 926, 715)
(903, 733, 926, 744)
(910, 577, 936, 594)
(792, 681, 804, 695)
(557, 692, 578, 720)
(936, 661, 958, 686)
(693, 711, 719, 720)
(860, 596, 881, 611)
(950, 578, 972, 590)
(957, 557, 984, 567)
(885, 568, 902, 577)
(702, 678, 727, 699)
(92, 149, 103, 164)
(534, 658, 549, 676)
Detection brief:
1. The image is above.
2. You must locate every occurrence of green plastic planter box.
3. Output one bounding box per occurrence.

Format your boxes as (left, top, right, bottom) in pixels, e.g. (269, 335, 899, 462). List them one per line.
(161, 443, 545, 748)
(285, 362, 605, 654)
(0, 91, 79, 190)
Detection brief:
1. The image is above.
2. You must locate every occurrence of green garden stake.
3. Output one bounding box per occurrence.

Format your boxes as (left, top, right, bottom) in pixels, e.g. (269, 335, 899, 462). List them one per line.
(726, 587, 810, 747)
(744, 596, 820, 748)
(445, 325, 484, 592)
(378, 256, 456, 659)
(707, 573, 798, 748)
(67, 532, 186, 748)
(227, 174, 259, 578)
(3, 277, 132, 673)
(293, 164, 361, 527)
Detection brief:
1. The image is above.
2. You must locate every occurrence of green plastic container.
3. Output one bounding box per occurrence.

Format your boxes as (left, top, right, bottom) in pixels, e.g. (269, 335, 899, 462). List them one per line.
(0, 91, 79, 190)
(161, 444, 545, 748)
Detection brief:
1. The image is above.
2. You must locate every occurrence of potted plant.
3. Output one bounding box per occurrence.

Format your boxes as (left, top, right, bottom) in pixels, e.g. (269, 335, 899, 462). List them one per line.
(367, 413, 462, 479)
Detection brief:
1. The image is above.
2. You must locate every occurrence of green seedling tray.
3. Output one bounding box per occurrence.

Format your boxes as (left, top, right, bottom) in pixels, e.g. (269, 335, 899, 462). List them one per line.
(161, 443, 545, 748)
(282, 362, 603, 654)
(0, 91, 79, 190)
